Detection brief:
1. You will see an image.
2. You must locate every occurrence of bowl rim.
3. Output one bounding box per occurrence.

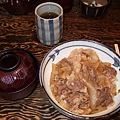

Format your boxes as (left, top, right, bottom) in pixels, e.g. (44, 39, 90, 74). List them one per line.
(39, 39, 120, 119)
(49, 98, 120, 119)
(0, 48, 38, 94)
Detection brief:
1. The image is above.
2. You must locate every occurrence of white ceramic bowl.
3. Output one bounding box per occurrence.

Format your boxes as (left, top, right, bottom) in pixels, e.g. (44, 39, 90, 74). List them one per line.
(39, 40, 120, 119)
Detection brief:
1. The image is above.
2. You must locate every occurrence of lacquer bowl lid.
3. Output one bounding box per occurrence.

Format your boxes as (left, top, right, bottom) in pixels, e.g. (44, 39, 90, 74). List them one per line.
(0, 48, 38, 100)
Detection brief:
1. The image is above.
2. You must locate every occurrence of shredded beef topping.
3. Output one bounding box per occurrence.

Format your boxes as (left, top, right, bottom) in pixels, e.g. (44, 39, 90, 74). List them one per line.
(50, 48, 117, 115)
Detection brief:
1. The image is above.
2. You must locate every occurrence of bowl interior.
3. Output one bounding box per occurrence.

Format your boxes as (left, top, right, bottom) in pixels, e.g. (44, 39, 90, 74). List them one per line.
(40, 40, 120, 118)
(81, 0, 109, 7)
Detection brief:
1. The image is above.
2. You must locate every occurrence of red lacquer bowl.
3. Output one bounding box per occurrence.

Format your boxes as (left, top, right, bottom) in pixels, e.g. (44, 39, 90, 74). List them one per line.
(0, 48, 38, 100)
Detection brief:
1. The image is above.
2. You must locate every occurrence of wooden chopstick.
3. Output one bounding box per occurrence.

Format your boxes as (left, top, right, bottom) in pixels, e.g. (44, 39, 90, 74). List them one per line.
(114, 44, 120, 56)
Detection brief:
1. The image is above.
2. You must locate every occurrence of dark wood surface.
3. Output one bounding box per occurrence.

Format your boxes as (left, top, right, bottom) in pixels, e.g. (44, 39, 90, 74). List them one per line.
(0, 0, 120, 120)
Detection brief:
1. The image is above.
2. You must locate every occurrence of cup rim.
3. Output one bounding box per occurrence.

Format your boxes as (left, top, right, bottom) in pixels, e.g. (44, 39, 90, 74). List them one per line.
(35, 2, 63, 20)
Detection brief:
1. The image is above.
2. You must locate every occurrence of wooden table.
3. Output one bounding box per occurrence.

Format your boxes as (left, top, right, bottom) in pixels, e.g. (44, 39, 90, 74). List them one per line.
(0, 0, 120, 119)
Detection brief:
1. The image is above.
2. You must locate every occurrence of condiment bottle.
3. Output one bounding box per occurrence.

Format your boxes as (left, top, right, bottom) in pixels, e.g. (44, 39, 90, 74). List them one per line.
(53, 0, 73, 13)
